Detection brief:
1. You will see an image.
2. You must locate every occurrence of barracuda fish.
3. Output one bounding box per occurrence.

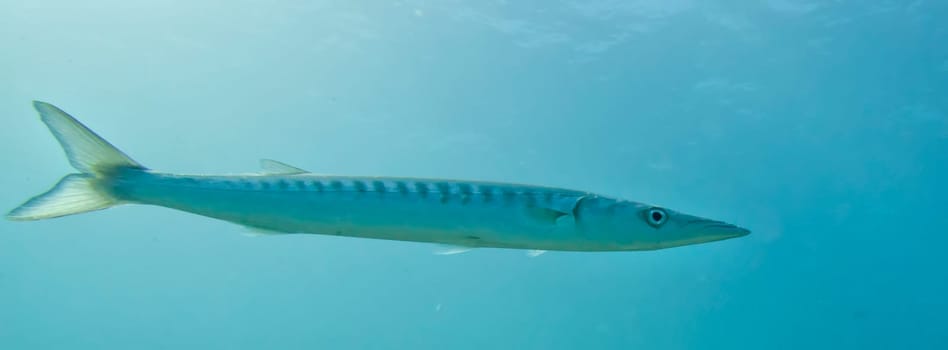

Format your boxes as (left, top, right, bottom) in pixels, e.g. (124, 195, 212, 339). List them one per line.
(7, 101, 750, 252)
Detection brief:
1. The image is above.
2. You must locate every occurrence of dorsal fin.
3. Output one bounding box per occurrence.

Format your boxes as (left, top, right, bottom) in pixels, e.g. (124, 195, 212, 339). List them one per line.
(259, 159, 308, 175)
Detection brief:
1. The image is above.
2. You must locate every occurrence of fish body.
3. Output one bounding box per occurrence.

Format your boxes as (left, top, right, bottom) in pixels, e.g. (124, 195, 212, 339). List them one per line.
(7, 102, 750, 251)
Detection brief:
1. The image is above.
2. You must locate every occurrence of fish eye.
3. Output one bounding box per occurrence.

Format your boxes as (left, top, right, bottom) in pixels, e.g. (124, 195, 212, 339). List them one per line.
(646, 208, 667, 227)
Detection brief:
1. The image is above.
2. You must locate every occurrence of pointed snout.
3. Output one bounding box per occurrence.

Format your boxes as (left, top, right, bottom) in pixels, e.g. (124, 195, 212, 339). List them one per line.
(703, 222, 751, 240)
(656, 214, 751, 249)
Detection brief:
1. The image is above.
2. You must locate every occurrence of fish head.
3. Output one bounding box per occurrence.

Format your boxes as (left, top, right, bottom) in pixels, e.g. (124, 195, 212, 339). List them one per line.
(591, 199, 750, 250)
(637, 206, 751, 249)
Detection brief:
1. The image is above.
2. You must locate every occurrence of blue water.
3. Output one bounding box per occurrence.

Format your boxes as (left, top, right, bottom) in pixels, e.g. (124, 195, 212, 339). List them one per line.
(2, 1, 946, 349)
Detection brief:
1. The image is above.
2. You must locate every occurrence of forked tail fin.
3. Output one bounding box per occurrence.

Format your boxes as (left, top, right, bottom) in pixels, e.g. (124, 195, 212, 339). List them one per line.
(6, 101, 146, 221)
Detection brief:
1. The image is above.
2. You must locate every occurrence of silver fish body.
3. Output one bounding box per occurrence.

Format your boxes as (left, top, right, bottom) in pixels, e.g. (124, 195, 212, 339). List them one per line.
(7, 101, 750, 252)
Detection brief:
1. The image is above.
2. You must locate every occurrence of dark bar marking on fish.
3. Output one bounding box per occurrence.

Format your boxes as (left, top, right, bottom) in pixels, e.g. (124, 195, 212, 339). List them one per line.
(435, 182, 451, 194)
(501, 188, 517, 203)
(414, 182, 429, 198)
(372, 180, 386, 193)
(542, 191, 554, 205)
(458, 183, 473, 196)
(479, 185, 494, 203)
(435, 182, 452, 204)
(395, 181, 409, 195)
(523, 191, 538, 207)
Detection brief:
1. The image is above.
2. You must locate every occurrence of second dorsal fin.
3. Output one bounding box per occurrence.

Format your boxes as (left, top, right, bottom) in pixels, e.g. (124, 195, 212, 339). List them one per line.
(260, 159, 309, 175)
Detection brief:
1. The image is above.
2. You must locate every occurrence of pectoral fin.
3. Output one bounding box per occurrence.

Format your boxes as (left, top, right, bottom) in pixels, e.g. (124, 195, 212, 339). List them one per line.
(525, 207, 570, 223)
(524, 195, 585, 225)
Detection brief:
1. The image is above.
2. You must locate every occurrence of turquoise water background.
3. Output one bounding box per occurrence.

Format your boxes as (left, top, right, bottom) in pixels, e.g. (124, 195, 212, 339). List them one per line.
(2, 1, 946, 349)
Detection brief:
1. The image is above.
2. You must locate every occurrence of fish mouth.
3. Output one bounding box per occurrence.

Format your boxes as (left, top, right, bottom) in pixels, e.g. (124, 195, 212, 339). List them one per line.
(701, 222, 751, 241)
(657, 218, 751, 249)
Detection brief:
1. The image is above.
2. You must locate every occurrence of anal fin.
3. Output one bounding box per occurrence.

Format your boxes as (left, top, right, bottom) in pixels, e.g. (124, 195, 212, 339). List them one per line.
(526, 250, 547, 257)
(434, 244, 475, 255)
(242, 225, 289, 237)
